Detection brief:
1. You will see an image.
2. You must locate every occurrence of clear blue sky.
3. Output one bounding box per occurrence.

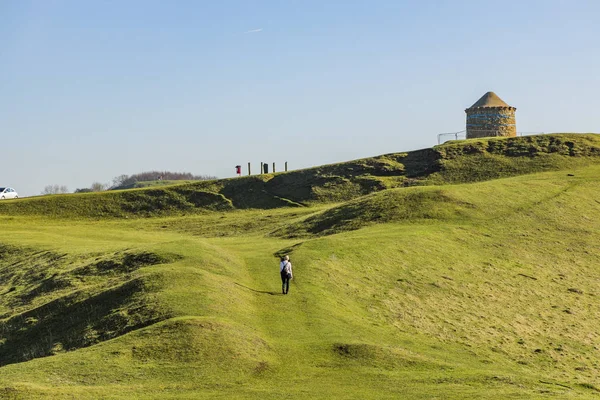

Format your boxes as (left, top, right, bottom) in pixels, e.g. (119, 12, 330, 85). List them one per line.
(2, 0, 599, 196)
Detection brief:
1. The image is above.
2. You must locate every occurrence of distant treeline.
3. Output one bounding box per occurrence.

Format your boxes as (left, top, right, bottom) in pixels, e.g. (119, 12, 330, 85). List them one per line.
(110, 171, 217, 189)
(69, 171, 217, 194)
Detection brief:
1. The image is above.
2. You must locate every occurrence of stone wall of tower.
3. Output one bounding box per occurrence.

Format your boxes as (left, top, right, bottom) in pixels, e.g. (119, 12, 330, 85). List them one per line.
(466, 107, 516, 139)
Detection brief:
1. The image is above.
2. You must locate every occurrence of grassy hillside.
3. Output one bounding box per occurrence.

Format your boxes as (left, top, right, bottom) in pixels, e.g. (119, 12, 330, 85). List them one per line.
(0, 188, 234, 218)
(1, 133, 599, 218)
(0, 158, 600, 398)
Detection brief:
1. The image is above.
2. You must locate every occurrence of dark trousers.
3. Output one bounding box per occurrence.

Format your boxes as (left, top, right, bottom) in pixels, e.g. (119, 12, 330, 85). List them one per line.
(281, 271, 290, 294)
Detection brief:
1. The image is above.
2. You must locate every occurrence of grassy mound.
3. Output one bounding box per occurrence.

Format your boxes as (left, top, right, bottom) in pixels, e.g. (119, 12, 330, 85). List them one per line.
(201, 133, 600, 206)
(271, 187, 471, 237)
(0, 245, 179, 365)
(129, 317, 271, 367)
(272, 162, 594, 237)
(0, 188, 233, 218)
(431, 133, 600, 184)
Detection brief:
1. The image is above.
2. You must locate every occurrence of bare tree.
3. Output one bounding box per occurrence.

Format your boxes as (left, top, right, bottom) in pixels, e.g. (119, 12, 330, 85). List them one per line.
(41, 185, 69, 195)
(112, 174, 129, 188)
(90, 182, 108, 192)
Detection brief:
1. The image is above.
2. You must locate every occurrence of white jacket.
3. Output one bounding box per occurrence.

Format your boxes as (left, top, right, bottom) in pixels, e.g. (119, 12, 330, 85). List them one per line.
(280, 260, 293, 277)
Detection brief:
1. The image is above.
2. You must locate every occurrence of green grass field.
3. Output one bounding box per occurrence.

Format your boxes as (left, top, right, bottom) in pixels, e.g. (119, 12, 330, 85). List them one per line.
(1, 134, 600, 398)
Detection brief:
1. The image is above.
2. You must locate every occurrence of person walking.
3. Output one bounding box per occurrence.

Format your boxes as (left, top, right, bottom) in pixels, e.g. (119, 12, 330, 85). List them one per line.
(280, 255, 293, 295)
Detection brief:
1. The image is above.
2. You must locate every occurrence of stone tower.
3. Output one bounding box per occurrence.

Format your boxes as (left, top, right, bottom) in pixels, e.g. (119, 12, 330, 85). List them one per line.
(465, 92, 516, 139)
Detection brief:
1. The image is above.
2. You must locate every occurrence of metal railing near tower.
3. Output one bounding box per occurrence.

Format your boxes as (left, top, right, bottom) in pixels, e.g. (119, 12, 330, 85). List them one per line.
(437, 130, 545, 145)
(437, 130, 466, 144)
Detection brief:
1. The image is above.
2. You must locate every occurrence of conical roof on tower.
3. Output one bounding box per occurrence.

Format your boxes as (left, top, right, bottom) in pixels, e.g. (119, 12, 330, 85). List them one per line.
(467, 92, 514, 109)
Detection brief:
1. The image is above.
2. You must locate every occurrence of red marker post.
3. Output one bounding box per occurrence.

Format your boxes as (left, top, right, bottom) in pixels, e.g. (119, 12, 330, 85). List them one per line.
(235, 165, 242, 176)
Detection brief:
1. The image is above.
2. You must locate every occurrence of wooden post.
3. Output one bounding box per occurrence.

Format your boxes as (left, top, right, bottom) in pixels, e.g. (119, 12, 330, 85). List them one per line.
(285, 161, 288, 172)
(248, 162, 251, 176)
(260, 162, 263, 175)
(273, 162, 276, 173)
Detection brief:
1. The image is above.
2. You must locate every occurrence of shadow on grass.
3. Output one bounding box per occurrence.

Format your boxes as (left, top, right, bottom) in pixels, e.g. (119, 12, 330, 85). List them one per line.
(234, 283, 282, 296)
(0, 277, 167, 367)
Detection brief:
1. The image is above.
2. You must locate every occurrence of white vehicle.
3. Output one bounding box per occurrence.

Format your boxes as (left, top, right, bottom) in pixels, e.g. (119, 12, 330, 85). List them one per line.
(0, 187, 18, 199)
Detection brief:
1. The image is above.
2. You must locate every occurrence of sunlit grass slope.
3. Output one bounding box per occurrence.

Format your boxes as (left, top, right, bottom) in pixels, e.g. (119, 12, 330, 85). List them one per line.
(1, 162, 600, 398)
(1, 133, 599, 218)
